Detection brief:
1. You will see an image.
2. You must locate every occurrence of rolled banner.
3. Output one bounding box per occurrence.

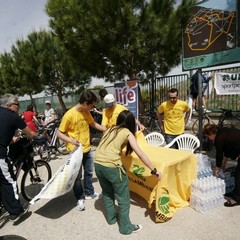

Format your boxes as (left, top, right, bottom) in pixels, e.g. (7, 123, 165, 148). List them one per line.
(30, 145, 83, 204)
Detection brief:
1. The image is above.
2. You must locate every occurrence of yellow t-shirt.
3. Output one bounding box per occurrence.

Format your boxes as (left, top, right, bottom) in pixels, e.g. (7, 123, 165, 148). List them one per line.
(95, 128, 131, 168)
(101, 104, 128, 128)
(58, 107, 94, 153)
(158, 100, 190, 135)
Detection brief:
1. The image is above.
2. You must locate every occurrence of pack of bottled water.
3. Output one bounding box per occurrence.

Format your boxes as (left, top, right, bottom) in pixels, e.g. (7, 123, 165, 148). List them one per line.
(196, 153, 213, 179)
(190, 153, 226, 213)
(217, 169, 235, 194)
(190, 176, 226, 213)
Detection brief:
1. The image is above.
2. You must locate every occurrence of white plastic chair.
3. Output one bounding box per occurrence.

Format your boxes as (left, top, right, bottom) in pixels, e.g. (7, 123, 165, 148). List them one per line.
(164, 134, 200, 153)
(145, 132, 165, 147)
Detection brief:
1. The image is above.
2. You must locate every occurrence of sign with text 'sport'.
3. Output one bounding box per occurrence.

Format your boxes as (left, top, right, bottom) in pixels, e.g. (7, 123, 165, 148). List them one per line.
(182, 0, 240, 70)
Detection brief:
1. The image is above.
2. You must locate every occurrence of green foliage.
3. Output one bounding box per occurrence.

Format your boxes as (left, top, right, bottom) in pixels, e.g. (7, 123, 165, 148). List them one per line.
(46, 0, 195, 82)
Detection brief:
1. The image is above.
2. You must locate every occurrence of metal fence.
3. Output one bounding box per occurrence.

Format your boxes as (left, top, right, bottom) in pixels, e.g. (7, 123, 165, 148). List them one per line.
(19, 66, 240, 115)
(139, 66, 240, 113)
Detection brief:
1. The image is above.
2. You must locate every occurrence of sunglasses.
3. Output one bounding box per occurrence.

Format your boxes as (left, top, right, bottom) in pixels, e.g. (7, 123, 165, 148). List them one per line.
(12, 103, 20, 106)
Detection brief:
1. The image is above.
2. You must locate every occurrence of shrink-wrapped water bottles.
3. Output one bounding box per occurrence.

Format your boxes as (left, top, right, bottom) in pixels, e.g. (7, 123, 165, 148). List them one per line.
(190, 153, 225, 213)
(190, 176, 225, 213)
(196, 153, 212, 179)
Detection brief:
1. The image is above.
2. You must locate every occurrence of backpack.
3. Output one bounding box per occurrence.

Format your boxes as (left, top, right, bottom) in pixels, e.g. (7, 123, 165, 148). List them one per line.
(190, 72, 198, 94)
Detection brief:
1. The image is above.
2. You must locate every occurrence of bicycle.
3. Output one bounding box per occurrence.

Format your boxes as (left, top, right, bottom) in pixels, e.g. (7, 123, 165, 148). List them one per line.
(33, 120, 67, 161)
(6, 136, 52, 202)
(191, 108, 240, 134)
(140, 107, 161, 133)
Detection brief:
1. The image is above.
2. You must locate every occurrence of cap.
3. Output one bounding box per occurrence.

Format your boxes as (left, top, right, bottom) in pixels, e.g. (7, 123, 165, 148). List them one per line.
(103, 94, 116, 108)
(45, 100, 51, 104)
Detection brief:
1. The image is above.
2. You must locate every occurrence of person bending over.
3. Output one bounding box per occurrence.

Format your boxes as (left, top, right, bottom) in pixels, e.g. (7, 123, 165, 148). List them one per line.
(95, 110, 161, 235)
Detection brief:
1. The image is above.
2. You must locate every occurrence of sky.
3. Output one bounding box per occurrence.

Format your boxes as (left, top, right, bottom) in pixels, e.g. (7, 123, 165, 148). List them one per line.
(0, 0, 49, 54)
(0, 0, 238, 90)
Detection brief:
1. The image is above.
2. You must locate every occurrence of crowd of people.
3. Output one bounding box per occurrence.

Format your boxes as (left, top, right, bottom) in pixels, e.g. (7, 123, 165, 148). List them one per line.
(0, 84, 239, 234)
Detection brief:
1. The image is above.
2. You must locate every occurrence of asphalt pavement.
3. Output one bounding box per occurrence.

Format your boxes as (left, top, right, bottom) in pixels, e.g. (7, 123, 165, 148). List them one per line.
(0, 132, 240, 240)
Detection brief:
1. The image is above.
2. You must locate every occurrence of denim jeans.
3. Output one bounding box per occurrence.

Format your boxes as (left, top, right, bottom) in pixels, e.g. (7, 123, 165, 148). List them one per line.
(73, 150, 94, 200)
(164, 134, 179, 149)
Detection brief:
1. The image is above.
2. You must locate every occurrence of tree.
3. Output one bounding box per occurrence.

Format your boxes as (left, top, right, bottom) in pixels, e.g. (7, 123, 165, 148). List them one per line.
(10, 32, 46, 106)
(0, 30, 92, 111)
(46, 0, 195, 83)
(0, 52, 17, 95)
(38, 31, 92, 111)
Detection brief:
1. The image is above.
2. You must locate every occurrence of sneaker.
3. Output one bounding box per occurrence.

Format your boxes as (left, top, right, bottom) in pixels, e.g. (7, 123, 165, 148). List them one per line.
(205, 109, 211, 113)
(85, 192, 102, 200)
(132, 224, 143, 233)
(77, 199, 85, 211)
(9, 204, 29, 222)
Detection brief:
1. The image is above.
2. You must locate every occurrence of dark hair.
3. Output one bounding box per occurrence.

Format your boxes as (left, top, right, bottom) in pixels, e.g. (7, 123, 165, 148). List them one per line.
(27, 104, 33, 111)
(169, 88, 178, 95)
(78, 90, 98, 104)
(99, 89, 108, 99)
(98, 110, 136, 156)
(203, 123, 218, 136)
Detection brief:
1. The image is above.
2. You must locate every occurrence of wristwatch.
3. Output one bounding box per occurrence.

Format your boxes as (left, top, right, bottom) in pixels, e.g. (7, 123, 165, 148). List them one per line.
(151, 168, 157, 175)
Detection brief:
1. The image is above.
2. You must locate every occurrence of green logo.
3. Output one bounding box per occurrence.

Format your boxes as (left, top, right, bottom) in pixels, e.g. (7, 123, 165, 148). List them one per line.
(132, 164, 145, 180)
(158, 196, 170, 215)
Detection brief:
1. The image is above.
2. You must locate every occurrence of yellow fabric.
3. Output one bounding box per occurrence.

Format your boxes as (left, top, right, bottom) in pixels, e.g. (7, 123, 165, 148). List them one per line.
(58, 107, 94, 153)
(95, 128, 131, 168)
(157, 100, 190, 135)
(101, 104, 128, 128)
(122, 131, 197, 223)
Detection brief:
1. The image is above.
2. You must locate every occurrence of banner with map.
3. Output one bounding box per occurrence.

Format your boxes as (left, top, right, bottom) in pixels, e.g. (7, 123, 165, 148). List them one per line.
(182, 0, 239, 70)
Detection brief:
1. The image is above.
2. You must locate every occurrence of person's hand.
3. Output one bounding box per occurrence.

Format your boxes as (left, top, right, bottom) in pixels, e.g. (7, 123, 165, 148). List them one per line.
(70, 138, 80, 146)
(156, 171, 162, 181)
(138, 123, 145, 131)
(213, 166, 220, 176)
(12, 136, 20, 143)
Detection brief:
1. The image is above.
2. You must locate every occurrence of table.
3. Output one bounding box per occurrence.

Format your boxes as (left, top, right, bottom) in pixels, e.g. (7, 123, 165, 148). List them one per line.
(121, 131, 197, 223)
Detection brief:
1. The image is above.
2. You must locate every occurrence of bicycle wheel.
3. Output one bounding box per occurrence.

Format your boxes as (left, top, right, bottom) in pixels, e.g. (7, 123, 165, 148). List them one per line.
(55, 138, 68, 155)
(220, 119, 234, 128)
(21, 160, 52, 202)
(191, 116, 210, 134)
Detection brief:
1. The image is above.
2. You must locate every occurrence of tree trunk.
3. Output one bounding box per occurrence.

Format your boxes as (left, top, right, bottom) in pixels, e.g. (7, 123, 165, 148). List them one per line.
(57, 91, 67, 113)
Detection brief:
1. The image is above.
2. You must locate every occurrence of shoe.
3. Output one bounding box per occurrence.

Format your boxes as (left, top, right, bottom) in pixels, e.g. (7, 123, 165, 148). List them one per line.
(132, 224, 143, 233)
(205, 109, 211, 113)
(224, 199, 240, 207)
(77, 199, 85, 211)
(85, 192, 102, 200)
(9, 204, 29, 222)
(192, 109, 196, 114)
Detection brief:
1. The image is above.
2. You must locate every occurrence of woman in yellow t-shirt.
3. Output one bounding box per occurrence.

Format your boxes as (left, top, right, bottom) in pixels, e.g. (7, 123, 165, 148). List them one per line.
(95, 110, 161, 235)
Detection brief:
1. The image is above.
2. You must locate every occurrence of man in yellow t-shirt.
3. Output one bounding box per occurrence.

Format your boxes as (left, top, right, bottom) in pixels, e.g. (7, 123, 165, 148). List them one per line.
(57, 90, 106, 211)
(101, 93, 145, 130)
(157, 88, 190, 148)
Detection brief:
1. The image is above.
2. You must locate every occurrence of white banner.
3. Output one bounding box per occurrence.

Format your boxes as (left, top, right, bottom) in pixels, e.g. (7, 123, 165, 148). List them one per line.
(214, 72, 240, 95)
(30, 145, 83, 204)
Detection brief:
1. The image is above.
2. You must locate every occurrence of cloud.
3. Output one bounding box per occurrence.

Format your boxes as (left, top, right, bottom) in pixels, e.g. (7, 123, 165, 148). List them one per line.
(0, 0, 49, 53)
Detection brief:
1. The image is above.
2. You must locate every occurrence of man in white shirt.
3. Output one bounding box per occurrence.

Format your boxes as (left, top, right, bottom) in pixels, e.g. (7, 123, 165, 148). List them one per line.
(43, 100, 56, 126)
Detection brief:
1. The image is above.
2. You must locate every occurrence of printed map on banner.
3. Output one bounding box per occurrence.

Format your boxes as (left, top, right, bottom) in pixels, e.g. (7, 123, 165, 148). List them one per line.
(30, 145, 83, 204)
(214, 72, 240, 95)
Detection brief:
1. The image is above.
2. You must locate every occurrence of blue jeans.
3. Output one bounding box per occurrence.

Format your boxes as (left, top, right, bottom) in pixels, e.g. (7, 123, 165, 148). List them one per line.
(164, 134, 179, 149)
(73, 150, 94, 200)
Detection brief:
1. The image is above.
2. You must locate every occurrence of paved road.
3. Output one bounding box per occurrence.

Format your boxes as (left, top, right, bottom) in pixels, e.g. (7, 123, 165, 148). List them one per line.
(0, 137, 239, 240)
